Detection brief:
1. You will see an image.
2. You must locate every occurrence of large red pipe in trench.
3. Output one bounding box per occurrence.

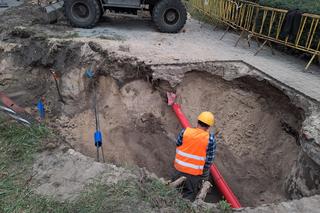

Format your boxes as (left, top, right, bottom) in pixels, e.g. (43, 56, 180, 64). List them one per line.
(172, 103, 241, 209)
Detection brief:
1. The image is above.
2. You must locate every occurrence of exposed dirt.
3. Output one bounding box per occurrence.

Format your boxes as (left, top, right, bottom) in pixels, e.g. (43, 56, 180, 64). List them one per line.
(0, 3, 318, 207)
(58, 77, 180, 179)
(56, 68, 302, 207)
(175, 72, 301, 206)
(32, 148, 136, 201)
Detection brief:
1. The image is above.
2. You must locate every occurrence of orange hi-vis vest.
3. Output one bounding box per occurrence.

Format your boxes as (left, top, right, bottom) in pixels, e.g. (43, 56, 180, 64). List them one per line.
(174, 127, 209, 176)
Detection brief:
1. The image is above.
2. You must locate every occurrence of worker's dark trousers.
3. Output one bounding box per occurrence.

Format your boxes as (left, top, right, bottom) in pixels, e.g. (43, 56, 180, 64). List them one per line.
(173, 169, 209, 201)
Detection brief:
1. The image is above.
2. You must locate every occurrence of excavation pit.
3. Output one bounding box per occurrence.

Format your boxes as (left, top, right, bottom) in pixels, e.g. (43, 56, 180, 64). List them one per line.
(0, 37, 316, 208)
(0, 2, 319, 206)
(58, 70, 303, 207)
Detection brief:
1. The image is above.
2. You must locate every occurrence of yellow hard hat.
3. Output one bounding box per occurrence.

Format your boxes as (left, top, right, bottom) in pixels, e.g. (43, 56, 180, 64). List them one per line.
(197, 111, 215, 126)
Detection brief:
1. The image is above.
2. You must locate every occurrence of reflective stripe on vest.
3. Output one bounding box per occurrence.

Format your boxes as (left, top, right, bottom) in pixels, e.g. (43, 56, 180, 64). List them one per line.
(176, 149, 206, 161)
(174, 127, 209, 176)
(175, 158, 204, 170)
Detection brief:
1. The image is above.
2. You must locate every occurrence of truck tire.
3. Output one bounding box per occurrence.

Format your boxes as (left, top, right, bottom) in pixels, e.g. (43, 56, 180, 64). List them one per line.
(152, 0, 187, 33)
(64, 0, 101, 28)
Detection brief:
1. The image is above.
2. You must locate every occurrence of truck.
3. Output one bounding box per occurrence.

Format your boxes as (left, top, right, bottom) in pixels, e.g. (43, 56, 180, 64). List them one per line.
(46, 0, 187, 33)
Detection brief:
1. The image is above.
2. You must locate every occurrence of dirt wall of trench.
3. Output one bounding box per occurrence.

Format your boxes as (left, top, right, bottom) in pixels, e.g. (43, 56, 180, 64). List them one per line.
(174, 72, 301, 206)
(57, 69, 302, 207)
(1, 38, 319, 207)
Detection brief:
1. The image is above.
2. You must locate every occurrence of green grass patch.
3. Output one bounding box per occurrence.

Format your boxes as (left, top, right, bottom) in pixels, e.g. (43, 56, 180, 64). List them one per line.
(186, 1, 224, 27)
(0, 120, 48, 164)
(0, 117, 195, 212)
(0, 118, 51, 212)
(72, 178, 194, 213)
(217, 199, 231, 213)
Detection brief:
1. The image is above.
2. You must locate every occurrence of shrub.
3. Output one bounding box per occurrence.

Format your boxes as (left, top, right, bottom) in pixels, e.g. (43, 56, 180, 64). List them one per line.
(259, 0, 320, 15)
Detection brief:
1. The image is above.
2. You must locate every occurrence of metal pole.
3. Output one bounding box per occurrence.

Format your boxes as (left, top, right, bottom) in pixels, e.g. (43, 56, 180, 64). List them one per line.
(96, 146, 100, 162)
(94, 83, 99, 132)
(101, 146, 105, 163)
(93, 81, 100, 162)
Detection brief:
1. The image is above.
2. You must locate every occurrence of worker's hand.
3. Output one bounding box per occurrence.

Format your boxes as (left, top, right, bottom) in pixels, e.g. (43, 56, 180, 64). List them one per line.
(167, 92, 176, 106)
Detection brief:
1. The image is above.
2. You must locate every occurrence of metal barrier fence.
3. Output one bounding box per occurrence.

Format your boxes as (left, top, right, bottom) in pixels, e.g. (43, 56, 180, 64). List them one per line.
(189, 0, 320, 70)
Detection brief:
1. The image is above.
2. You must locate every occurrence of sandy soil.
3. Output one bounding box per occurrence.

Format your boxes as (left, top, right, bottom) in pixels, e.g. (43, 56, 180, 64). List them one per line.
(0, 2, 317, 208)
(57, 70, 301, 207)
(58, 77, 180, 178)
(176, 72, 301, 206)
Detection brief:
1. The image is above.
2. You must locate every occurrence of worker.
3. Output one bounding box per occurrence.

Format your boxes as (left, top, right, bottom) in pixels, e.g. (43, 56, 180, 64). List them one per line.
(173, 111, 216, 201)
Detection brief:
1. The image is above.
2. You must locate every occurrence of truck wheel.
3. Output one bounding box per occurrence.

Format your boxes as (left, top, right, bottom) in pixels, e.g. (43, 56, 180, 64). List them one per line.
(64, 0, 101, 28)
(152, 0, 187, 33)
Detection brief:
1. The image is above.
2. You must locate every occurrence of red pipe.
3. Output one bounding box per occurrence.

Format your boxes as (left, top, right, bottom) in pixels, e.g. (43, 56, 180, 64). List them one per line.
(210, 164, 241, 208)
(172, 103, 190, 128)
(171, 103, 241, 209)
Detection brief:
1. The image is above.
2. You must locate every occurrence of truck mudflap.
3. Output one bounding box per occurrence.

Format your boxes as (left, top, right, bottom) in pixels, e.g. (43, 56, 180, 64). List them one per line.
(40, 0, 64, 23)
(43, 0, 64, 13)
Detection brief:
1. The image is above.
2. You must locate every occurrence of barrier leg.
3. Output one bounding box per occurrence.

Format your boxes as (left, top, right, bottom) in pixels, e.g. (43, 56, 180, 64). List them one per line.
(254, 40, 267, 56)
(305, 53, 317, 71)
(268, 41, 275, 55)
(235, 30, 244, 47)
(255, 37, 260, 47)
(247, 34, 253, 48)
(220, 26, 230, 40)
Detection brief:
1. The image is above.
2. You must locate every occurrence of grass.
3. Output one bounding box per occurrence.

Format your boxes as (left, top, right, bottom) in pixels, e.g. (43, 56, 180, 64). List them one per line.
(217, 199, 231, 213)
(0, 117, 52, 212)
(0, 117, 195, 212)
(72, 178, 194, 213)
(186, 1, 223, 28)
